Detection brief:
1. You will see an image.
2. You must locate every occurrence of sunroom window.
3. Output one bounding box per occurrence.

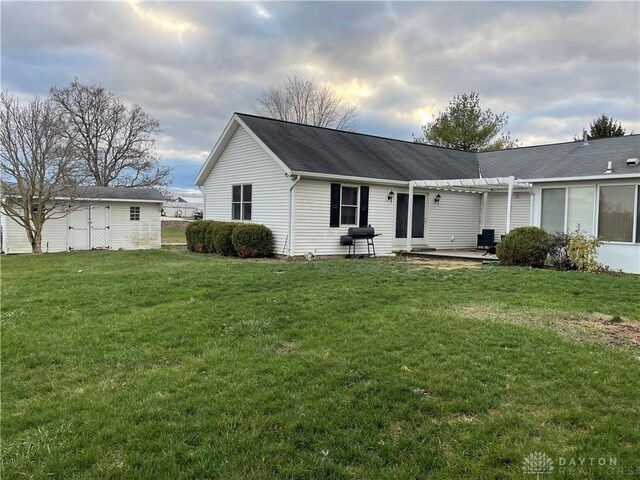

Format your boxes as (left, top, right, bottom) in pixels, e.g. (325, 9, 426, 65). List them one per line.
(541, 188, 565, 233)
(598, 185, 635, 242)
(567, 187, 595, 235)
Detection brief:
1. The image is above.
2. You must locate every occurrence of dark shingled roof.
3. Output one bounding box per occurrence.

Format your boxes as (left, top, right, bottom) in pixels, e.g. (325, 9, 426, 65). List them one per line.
(75, 185, 166, 201)
(2, 183, 165, 202)
(478, 135, 640, 179)
(236, 113, 640, 181)
(237, 113, 479, 181)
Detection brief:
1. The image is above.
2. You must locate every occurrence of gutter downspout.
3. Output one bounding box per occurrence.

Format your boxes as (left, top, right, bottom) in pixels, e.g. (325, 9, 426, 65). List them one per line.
(287, 174, 301, 257)
(198, 185, 205, 218)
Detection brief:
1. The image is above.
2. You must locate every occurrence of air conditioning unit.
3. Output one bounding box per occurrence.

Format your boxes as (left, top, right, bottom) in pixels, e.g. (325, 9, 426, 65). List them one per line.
(626, 158, 639, 166)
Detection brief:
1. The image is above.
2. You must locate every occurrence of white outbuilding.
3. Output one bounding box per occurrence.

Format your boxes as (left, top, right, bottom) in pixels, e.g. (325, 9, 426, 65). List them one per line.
(1, 186, 164, 254)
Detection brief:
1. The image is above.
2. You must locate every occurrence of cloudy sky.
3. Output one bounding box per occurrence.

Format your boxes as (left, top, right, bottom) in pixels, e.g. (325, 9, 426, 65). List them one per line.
(2, 1, 639, 193)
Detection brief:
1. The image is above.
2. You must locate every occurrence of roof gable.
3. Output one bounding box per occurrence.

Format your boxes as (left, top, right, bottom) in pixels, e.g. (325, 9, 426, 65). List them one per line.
(194, 115, 290, 185)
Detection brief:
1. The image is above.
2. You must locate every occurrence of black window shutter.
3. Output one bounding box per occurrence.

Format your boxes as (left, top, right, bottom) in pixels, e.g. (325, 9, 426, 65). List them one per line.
(359, 186, 369, 227)
(330, 183, 341, 227)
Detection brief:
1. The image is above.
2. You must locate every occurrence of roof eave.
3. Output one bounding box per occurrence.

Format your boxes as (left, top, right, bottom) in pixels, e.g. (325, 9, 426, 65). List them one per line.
(290, 170, 409, 186)
(522, 172, 640, 183)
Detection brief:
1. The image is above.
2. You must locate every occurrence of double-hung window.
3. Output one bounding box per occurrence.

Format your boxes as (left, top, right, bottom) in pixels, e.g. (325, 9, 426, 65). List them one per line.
(232, 184, 252, 221)
(340, 186, 358, 225)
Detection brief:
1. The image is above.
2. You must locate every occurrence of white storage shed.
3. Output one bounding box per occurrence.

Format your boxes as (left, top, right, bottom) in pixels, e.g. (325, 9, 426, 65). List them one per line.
(1, 186, 164, 254)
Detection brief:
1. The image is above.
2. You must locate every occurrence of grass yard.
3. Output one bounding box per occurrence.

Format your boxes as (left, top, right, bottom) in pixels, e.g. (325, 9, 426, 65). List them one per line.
(2, 249, 640, 479)
(161, 220, 189, 243)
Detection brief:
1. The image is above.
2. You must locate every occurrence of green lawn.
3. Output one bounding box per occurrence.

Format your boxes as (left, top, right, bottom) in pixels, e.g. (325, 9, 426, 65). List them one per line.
(2, 249, 639, 479)
(161, 221, 189, 243)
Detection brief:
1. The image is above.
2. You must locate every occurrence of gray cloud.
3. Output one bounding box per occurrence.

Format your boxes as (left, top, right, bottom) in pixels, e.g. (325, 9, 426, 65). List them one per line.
(2, 1, 638, 189)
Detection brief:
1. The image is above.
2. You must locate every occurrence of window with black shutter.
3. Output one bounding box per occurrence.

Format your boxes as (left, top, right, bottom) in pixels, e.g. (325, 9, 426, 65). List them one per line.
(329, 184, 370, 227)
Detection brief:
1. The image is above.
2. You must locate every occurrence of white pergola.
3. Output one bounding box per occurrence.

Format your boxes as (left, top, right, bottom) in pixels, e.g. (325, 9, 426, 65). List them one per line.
(405, 176, 531, 252)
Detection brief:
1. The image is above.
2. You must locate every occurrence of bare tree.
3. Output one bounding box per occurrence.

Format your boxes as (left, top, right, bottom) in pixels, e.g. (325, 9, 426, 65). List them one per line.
(255, 72, 358, 131)
(0, 92, 80, 253)
(50, 80, 171, 188)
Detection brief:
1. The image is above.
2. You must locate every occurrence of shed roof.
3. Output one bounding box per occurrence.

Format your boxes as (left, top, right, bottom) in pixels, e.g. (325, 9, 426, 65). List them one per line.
(2, 184, 165, 202)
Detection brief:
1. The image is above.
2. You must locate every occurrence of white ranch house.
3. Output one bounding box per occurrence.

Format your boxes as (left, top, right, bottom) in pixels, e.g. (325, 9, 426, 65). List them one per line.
(195, 113, 640, 273)
(1, 186, 164, 254)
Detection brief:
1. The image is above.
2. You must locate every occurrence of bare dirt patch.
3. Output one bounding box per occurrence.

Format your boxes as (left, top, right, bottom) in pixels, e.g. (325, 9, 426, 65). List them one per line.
(275, 340, 299, 355)
(458, 304, 640, 348)
(161, 220, 192, 229)
(405, 258, 483, 271)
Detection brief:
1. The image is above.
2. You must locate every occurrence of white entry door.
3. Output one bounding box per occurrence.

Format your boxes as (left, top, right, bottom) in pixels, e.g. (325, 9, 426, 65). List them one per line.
(90, 205, 109, 249)
(68, 206, 90, 250)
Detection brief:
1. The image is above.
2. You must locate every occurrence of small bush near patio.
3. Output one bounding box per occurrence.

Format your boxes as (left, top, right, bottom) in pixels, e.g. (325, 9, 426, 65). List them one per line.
(212, 222, 237, 256)
(497, 226, 550, 267)
(547, 230, 605, 273)
(232, 223, 274, 257)
(567, 230, 603, 272)
(547, 232, 573, 271)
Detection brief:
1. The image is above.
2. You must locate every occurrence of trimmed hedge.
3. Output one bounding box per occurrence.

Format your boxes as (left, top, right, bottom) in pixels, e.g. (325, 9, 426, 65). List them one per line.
(496, 226, 550, 268)
(186, 221, 214, 253)
(213, 222, 237, 256)
(187, 220, 274, 258)
(204, 222, 219, 253)
(232, 223, 274, 258)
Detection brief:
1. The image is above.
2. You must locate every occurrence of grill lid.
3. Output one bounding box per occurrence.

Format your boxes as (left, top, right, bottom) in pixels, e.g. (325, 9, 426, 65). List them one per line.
(347, 227, 375, 238)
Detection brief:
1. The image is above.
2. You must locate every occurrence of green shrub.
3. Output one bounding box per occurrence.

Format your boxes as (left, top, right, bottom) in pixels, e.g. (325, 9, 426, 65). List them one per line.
(496, 226, 550, 268)
(566, 230, 603, 272)
(213, 222, 237, 256)
(186, 221, 214, 253)
(232, 223, 274, 258)
(204, 221, 220, 254)
(547, 233, 574, 271)
(547, 229, 604, 272)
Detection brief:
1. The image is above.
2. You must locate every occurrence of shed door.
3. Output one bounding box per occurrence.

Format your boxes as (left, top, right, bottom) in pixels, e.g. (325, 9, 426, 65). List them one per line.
(69, 206, 90, 250)
(90, 205, 109, 249)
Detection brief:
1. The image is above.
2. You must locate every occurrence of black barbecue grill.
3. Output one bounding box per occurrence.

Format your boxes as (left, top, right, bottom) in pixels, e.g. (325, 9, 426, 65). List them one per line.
(340, 226, 380, 258)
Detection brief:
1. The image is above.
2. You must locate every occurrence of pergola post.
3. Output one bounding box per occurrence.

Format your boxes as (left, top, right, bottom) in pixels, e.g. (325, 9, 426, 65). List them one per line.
(406, 181, 414, 252)
(481, 192, 488, 230)
(506, 176, 514, 233)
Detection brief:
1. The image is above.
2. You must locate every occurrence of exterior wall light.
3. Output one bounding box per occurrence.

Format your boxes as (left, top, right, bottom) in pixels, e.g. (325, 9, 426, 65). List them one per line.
(387, 191, 395, 202)
(434, 193, 441, 205)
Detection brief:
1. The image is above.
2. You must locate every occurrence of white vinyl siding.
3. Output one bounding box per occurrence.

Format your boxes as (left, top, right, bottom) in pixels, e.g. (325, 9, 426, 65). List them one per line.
(292, 179, 395, 256)
(426, 190, 481, 249)
(202, 125, 291, 255)
(1, 204, 69, 254)
(485, 191, 532, 237)
(109, 203, 161, 250)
